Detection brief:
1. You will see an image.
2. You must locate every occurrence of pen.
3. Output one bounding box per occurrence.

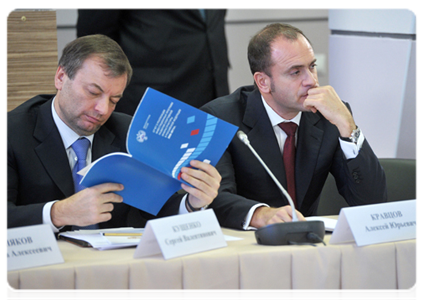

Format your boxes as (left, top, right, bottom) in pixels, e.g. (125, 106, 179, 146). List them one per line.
(102, 233, 143, 236)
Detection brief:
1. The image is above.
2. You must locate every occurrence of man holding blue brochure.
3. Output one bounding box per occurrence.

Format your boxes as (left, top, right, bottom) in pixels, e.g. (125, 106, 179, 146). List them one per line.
(8, 34, 221, 232)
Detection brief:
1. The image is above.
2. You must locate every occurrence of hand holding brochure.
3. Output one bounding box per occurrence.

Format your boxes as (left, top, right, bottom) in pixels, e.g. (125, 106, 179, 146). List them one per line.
(80, 88, 238, 215)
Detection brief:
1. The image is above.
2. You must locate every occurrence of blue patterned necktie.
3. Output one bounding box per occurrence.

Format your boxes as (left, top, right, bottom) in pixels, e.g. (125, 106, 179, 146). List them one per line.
(71, 138, 98, 230)
(71, 137, 90, 193)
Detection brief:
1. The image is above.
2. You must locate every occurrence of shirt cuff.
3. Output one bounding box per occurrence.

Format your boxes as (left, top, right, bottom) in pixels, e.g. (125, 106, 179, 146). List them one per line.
(242, 203, 269, 230)
(179, 194, 190, 214)
(43, 201, 63, 233)
(339, 129, 365, 160)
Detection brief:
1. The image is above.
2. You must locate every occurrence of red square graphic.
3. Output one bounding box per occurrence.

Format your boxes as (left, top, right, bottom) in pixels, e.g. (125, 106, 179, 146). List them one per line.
(190, 129, 200, 136)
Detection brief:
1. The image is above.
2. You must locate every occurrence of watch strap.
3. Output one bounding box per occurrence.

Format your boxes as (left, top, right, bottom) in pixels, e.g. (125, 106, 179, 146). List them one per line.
(186, 198, 208, 212)
(340, 126, 360, 144)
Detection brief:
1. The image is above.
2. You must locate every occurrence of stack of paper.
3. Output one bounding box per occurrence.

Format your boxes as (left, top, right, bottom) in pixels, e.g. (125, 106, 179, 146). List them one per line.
(58, 228, 144, 250)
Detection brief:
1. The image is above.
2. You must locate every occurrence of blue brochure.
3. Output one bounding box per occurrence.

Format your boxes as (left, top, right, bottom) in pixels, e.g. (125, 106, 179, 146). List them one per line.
(81, 88, 238, 216)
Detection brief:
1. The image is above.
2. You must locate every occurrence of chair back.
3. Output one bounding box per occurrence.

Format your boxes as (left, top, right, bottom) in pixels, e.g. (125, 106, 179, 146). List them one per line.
(317, 158, 416, 216)
(379, 158, 416, 202)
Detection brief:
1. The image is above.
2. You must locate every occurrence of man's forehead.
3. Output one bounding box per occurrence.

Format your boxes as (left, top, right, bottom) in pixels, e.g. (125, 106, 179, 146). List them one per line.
(73, 59, 127, 96)
(77, 57, 127, 81)
(270, 36, 315, 67)
(79, 56, 109, 73)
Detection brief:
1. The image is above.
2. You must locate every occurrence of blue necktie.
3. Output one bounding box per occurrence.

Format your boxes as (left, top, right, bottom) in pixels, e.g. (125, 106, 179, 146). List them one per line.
(71, 138, 98, 230)
(71, 138, 90, 193)
(199, 9, 206, 21)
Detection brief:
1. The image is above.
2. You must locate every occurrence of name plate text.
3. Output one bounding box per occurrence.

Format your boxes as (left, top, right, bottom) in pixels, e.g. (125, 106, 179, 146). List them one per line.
(8, 224, 64, 271)
(330, 200, 416, 246)
(134, 209, 226, 260)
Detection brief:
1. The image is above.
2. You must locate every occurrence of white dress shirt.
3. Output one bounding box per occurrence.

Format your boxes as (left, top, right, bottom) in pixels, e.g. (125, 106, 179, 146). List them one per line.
(242, 97, 364, 230)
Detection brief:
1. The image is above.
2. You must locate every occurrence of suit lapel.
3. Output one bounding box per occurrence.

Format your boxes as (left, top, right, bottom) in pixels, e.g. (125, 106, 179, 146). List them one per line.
(295, 112, 324, 208)
(188, 8, 208, 24)
(242, 90, 325, 209)
(92, 124, 120, 161)
(33, 99, 75, 198)
(242, 90, 287, 187)
(33, 99, 121, 198)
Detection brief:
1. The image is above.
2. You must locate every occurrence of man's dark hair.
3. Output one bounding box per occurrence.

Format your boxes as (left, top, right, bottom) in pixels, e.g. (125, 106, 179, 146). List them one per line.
(58, 34, 132, 86)
(248, 23, 311, 78)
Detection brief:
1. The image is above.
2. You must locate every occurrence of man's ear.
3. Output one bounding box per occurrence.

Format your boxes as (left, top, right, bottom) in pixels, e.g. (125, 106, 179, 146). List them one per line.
(253, 72, 271, 94)
(54, 66, 66, 90)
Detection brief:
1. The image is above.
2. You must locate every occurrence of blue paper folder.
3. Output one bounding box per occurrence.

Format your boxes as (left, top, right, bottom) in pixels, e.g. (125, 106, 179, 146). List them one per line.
(81, 88, 238, 215)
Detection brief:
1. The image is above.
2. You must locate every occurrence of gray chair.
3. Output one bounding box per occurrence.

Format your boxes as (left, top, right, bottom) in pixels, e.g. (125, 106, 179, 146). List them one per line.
(316, 158, 416, 216)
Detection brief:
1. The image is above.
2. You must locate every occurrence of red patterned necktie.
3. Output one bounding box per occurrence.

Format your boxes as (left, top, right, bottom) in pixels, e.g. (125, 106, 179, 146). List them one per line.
(278, 122, 298, 207)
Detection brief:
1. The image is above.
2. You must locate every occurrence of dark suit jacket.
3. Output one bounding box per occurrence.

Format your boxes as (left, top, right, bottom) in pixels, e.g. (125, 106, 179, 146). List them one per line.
(77, 9, 230, 115)
(7, 95, 182, 230)
(201, 86, 387, 229)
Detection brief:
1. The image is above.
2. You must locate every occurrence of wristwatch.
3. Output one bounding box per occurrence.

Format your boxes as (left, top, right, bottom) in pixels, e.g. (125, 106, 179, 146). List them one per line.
(186, 198, 209, 212)
(340, 126, 360, 144)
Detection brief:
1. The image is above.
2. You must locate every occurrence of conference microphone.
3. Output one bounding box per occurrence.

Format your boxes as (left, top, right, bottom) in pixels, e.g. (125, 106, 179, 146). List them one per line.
(236, 130, 325, 246)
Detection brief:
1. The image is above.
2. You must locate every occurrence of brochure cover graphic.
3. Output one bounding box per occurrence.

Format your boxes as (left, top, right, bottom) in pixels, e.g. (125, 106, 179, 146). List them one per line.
(81, 88, 238, 216)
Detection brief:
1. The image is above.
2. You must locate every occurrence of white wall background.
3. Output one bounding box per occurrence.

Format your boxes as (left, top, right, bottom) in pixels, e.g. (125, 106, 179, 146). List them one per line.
(55, 9, 416, 159)
(328, 9, 416, 159)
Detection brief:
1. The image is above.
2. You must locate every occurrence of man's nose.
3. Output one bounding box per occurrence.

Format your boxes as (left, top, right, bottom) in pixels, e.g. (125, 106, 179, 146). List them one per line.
(303, 69, 318, 87)
(94, 96, 109, 115)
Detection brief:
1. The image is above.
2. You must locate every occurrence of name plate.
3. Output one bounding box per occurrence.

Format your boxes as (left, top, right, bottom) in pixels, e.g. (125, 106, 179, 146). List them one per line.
(134, 209, 227, 260)
(8, 224, 64, 271)
(330, 200, 416, 246)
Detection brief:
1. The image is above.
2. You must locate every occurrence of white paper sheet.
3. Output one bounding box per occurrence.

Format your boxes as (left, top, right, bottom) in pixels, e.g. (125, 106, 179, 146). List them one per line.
(305, 216, 338, 232)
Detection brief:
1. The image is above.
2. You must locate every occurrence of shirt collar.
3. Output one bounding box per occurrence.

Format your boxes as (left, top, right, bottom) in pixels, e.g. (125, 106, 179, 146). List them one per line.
(261, 95, 302, 127)
(51, 97, 94, 149)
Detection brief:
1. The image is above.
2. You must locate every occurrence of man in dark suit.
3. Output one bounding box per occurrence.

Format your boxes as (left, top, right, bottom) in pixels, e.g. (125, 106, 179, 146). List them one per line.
(201, 23, 387, 230)
(77, 9, 230, 115)
(8, 35, 220, 232)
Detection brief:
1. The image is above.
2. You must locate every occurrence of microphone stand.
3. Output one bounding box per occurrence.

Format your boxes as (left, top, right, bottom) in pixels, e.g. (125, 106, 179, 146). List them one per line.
(237, 131, 325, 246)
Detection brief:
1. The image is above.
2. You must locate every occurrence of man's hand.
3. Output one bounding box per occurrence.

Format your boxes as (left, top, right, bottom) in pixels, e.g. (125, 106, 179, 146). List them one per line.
(250, 205, 306, 228)
(51, 183, 124, 227)
(180, 160, 221, 212)
(303, 86, 356, 137)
